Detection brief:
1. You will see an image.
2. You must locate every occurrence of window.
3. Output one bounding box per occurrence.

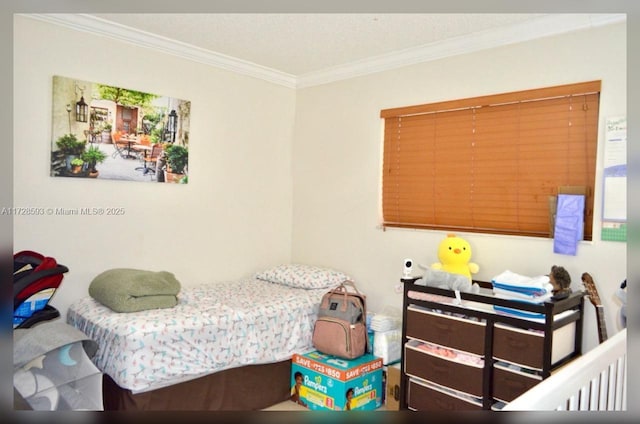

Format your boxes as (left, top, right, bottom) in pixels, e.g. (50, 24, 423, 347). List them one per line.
(381, 81, 600, 239)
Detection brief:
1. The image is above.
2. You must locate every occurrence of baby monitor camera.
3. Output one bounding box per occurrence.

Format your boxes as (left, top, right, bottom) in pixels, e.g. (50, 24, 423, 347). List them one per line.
(403, 258, 413, 278)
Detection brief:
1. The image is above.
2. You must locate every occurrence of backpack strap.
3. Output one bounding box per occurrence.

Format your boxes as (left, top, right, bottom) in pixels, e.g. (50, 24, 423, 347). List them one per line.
(341, 280, 372, 353)
(328, 280, 372, 353)
(328, 280, 362, 312)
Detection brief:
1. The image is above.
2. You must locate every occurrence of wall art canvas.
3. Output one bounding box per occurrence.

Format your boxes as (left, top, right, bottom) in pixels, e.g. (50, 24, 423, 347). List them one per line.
(50, 75, 191, 184)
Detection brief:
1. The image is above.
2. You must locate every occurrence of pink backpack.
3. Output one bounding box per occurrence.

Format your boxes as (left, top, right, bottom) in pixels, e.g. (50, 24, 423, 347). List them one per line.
(312, 280, 369, 359)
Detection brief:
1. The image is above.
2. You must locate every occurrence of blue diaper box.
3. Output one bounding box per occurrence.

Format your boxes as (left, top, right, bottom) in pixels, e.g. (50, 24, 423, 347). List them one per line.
(291, 351, 383, 411)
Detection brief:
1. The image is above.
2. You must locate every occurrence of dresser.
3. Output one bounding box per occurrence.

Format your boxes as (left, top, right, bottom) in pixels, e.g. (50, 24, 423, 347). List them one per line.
(399, 278, 584, 410)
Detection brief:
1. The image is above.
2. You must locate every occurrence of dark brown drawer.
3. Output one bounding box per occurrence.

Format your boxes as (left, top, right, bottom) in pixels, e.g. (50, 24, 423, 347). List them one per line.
(404, 343, 483, 397)
(407, 378, 483, 411)
(492, 364, 542, 402)
(493, 324, 544, 369)
(406, 306, 485, 355)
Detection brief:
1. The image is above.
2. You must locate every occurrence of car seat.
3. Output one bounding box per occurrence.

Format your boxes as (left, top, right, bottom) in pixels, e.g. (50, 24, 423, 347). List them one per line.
(13, 250, 68, 329)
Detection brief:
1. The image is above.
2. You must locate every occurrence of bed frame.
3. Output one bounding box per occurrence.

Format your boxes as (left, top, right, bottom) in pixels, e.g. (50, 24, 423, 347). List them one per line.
(102, 359, 292, 410)
(503, 328, 627, 411)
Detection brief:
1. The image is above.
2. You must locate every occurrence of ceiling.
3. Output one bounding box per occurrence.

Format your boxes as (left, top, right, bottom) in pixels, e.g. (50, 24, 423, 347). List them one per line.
(29, 13, 625, 88)
(88, 13, 545, 75)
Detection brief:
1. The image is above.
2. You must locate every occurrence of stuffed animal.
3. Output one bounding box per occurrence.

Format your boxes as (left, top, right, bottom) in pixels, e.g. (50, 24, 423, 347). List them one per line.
(549, 265, 572, 299)
(416, 268, 480, 294)
(431, 233, 479, 281)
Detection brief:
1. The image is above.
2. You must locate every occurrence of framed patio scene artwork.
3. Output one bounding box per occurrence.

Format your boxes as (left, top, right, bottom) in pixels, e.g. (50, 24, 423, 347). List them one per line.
(50, 75, 191, 184)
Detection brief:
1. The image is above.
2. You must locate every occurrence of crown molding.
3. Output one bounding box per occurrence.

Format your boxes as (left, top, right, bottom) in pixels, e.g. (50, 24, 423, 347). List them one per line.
(22, 13, 625, 90)
(24, 13, 298, 88)
(295, 13, 626, 88)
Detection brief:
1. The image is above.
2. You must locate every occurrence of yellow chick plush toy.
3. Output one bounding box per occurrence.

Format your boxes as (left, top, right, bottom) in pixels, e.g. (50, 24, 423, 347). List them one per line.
(431, 233, 479, 280)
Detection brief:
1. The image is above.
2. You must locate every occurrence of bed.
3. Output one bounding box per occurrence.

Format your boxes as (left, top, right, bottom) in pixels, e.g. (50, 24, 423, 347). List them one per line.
(66, 264, 350, 410)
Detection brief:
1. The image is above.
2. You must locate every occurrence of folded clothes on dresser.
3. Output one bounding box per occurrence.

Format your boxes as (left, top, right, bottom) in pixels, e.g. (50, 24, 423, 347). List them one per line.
(491, 270, 554, 302)
(492, 305, 545, 320)
(490, 270, 556, 320)
(492, 287, 553, 303)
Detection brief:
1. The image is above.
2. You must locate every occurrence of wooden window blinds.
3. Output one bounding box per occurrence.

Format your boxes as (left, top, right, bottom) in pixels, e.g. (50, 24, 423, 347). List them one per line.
(381, 81, 600, 239)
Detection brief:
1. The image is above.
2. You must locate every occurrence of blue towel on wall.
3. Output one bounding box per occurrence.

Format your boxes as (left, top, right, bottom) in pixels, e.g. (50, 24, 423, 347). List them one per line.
(553, 194, 585, 256)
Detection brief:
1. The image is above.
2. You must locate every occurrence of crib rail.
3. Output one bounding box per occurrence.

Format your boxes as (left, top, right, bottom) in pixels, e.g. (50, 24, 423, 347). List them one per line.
(503, 328, 626, 411)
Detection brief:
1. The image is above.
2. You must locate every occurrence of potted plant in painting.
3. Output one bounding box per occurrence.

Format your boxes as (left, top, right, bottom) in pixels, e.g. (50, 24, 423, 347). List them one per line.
(163, 144, 188, 183)
(81, 145, 108, 178)
(70, 157, 84, 174)
(56, 133, 86, 170)
(101, 123, 113, 143)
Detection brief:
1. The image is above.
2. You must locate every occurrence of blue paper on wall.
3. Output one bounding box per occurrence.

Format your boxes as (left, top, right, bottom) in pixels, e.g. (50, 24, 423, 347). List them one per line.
(553, 194, 585, 256)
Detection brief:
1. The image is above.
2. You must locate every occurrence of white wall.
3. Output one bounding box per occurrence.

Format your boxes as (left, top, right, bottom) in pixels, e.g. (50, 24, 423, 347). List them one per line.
(291, 22, 627, 353)
(13, 16, 296, 317)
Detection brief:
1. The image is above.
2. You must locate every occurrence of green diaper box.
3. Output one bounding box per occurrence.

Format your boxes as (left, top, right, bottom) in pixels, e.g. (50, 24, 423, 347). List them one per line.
(291, 350, 383, 411)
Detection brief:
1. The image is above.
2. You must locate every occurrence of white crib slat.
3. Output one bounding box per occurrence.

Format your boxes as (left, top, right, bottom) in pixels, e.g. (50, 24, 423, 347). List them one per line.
(625, 357, 628, 408)
(589, 377, 599, 410)
(607, 363, 616, 410)
(614, 357, 625, 410)
(579, 386, 589, 410)
(598, 368, 608, 410)
(621, 356, 627, 410)
(568, 394, 577, 411)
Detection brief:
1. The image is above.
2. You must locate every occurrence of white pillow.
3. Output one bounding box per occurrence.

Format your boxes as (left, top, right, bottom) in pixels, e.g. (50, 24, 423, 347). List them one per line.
(255, 264, 351, 289)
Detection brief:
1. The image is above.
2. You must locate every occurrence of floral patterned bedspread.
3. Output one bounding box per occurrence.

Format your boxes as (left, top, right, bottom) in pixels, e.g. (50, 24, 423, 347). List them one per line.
(67, 278, 328, 393)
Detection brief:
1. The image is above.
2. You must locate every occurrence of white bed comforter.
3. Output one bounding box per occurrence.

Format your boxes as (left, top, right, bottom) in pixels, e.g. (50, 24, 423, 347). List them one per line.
(67, 278, 327, 393)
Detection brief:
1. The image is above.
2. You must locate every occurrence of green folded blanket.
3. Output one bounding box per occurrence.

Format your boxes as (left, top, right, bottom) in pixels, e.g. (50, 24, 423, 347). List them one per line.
(88, 268, 181, 313)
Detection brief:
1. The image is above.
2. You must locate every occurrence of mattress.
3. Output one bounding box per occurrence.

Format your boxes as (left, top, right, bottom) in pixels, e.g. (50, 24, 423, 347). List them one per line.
(67, 278, 328, 394)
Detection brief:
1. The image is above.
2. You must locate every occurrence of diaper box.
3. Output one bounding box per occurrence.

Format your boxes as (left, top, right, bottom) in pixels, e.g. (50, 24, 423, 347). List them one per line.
(291, 351, 383, 411)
